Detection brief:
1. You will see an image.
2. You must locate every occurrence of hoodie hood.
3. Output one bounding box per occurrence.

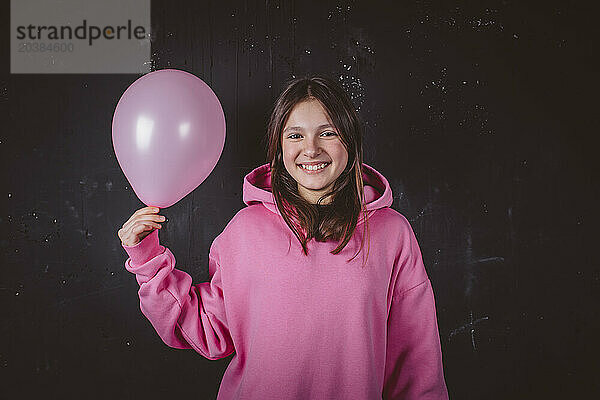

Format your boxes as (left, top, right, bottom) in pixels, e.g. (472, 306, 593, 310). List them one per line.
(242, 163, 392, 225)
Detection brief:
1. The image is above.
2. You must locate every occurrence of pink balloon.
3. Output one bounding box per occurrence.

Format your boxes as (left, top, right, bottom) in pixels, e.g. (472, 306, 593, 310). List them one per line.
(112, 69, 226, 208)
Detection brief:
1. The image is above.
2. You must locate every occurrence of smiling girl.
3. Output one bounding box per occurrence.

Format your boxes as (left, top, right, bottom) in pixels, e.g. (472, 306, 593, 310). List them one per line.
(119, 75, 449, 399)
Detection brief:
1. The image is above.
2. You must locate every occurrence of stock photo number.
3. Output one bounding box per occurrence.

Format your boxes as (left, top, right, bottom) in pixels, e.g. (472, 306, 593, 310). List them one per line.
(18, 42, 74, 52)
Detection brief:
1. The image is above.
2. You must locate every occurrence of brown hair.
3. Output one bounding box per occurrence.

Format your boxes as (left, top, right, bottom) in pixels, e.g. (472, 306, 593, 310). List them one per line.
(265, 74, 370, 265)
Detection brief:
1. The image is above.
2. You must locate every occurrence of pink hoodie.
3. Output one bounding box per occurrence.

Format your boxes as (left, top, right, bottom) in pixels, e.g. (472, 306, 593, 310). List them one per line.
(122, 163, 449, 399)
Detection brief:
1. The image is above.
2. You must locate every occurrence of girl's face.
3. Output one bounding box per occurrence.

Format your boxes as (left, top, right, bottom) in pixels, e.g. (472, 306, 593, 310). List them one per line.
(281, 98, 349, 204)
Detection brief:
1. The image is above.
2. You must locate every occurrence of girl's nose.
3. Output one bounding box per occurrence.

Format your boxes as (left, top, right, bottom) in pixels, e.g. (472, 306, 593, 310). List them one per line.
(303, 137, 321, 157)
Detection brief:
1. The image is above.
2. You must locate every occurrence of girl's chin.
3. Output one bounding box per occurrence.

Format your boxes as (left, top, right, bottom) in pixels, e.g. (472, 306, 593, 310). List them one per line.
(297, 178, 335, 191)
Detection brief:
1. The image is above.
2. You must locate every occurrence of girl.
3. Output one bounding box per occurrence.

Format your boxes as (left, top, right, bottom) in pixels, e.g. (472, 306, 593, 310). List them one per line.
(118, 75, 449, 399)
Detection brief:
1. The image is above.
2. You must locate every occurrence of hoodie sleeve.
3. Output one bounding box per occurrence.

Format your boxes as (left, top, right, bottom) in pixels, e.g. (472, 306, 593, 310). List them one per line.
(383, 220, 449, 400)
(121, 229, 235, 360)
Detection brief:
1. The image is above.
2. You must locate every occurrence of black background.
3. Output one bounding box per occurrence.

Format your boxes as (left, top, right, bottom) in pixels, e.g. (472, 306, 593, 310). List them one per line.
(1, 0, 598, 399)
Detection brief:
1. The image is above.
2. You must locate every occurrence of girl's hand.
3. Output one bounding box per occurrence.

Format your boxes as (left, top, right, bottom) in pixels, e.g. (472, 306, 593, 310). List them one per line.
(118, 206, 165, 247)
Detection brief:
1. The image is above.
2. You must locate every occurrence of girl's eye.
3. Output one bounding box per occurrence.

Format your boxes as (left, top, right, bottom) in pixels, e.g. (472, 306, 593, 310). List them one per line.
(286, 131, 337, 139)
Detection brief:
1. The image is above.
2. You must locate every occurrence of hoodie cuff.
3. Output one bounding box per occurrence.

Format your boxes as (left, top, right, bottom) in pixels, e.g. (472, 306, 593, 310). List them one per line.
(121, 229, 165, 266)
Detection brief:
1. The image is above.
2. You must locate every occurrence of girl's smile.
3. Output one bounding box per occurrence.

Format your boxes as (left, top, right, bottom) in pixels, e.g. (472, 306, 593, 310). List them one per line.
(297, 161, 331, 173)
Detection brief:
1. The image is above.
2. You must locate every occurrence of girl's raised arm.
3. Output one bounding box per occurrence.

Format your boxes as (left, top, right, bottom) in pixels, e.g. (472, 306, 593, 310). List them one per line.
(122, 228, 235, 360)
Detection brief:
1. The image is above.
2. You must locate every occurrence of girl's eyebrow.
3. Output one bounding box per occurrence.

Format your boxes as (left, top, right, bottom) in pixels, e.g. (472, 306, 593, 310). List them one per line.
(283, 124, 335, 133)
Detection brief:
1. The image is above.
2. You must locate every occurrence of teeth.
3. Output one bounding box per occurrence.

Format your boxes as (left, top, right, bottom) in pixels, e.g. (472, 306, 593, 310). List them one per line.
(301, 163, 328, 171)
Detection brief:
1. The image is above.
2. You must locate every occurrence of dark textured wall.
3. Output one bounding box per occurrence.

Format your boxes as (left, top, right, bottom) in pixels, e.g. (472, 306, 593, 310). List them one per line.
(1, 0, 597, 399)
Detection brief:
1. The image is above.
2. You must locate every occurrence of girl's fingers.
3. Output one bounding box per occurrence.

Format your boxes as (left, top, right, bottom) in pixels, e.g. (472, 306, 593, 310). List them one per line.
(123, 211, 163, 230)
(133, 222, 160, 235)
(124, 218, 159, 234)
(119, 208, 162, 245)
(132, 223, 149, 234)
(126, 206, 159, 223)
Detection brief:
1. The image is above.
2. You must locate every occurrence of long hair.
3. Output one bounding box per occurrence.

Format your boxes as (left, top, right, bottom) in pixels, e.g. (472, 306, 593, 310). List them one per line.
(265, 74, 371, 265)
